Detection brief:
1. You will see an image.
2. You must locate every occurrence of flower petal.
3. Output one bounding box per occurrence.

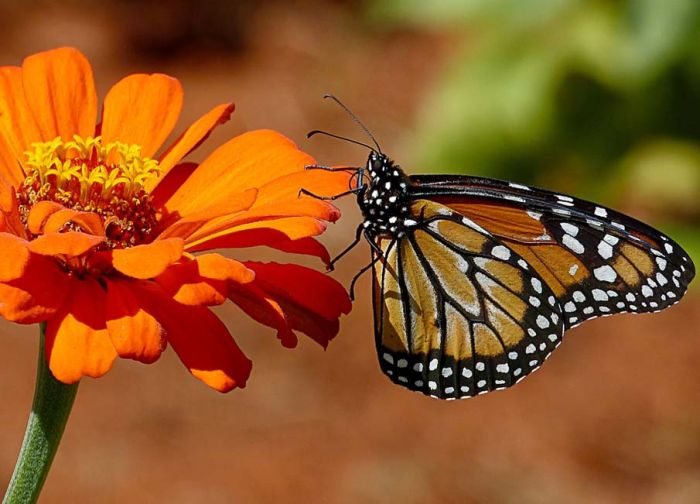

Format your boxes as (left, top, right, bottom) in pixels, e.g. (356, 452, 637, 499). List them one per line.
(44, 209, 105, 235)
(106, 238, 184, 279)
(0, 252, 70, 323)
(0, 233, 30, 281)
(27, 231, 104, 257)
(26, 202, 103, 238)
(149, 162, 196, 209)
(154, 103, 235, 183)
(21, 47, 97, 141)
(162, 129, 314, 215)
(233, 262, 352, 348)
(0, 188, 25, 237)
(157, 188, 258, 240)
(101, 73, 183, 158)
(26, 200, 65, 235)
(185, 216, 327, 252)
(0, 66, 42, 168)
(45, 277, 117, 383)
(228, 282, 296, 347)
(156, 254, 254, 306)
(187, 228, 331, 264)
(143, 285, 252, 392)
(105, 279, 166, 363)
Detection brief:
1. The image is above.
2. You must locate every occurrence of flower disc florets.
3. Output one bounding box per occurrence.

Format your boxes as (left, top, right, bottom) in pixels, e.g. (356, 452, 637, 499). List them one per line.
(16, 135, 161, 248)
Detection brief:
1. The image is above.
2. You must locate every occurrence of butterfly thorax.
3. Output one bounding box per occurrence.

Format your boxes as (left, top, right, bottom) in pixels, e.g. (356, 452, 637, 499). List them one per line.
(358, 152, 414, 238)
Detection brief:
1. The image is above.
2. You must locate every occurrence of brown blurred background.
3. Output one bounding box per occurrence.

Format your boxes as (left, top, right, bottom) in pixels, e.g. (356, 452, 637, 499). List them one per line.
(0, 1, 699, 502)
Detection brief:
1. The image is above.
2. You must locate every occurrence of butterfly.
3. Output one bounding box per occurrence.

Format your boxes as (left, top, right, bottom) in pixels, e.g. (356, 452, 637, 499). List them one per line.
(307, 95, 696, 400)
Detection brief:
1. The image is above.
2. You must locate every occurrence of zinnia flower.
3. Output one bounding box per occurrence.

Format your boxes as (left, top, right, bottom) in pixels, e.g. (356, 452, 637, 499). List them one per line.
(0, 47, 352, 392)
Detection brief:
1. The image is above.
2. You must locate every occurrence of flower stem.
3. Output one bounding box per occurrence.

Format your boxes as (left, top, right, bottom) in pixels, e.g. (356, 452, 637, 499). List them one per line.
(3, 323, 79, 504)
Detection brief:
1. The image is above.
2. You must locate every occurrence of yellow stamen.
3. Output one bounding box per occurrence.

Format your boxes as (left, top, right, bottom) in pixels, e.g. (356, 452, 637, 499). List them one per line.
(17, 135, 162, 249)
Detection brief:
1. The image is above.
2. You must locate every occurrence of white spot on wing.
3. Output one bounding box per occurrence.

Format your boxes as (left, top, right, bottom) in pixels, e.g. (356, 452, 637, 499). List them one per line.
(594, 265, 617, 282)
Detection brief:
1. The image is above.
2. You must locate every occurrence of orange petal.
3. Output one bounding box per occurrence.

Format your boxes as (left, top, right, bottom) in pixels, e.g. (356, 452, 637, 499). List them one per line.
(144, 286, 251, 392)
(187, 228, 331, 264)
(21, 47, 97, 141)
(253, 168, 352, 210)
(0, 233, 30, 281)
(162, 129, 314, 215)
(0, 176, 26, 237)
(156, 188, 258, 240)
(44, 209, 105, 235)
(153, 103, 235, 184)
(44, 277, 117, 383)
(241, 262, 352, 348)
(101, 73, 183, 158)
(107, 238, 184, 279)
(185, 216, 327, 251)
(27, 231, 104, 257)
(105, 279, 166, 363)
(0, 66, 43, 166)
(26, 200, 65, 235)
(0, 132, 24, 188)
(0, 253, 70, 323)
(156, 254, 254, 306)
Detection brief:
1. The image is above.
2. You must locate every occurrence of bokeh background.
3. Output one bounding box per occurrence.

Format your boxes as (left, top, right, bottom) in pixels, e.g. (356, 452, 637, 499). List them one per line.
(0, 1, 699, 502)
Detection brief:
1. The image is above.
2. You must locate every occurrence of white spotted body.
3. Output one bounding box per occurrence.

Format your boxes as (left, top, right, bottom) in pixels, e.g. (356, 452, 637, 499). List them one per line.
(358, 153, 412, 237)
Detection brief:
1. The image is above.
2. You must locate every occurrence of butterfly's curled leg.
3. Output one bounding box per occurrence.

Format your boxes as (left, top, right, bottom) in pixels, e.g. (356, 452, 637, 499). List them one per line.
(328, 223, 365, 272)
(349, 255, 380, 301)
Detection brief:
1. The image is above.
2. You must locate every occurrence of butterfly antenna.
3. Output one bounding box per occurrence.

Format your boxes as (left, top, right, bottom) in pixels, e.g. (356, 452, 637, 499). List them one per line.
(323, 93, 383, 154)
(307, 130, 377, 152)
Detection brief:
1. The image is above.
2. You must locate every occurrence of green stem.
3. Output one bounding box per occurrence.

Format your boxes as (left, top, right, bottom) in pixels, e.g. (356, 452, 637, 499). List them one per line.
(3, 323, 79, 504)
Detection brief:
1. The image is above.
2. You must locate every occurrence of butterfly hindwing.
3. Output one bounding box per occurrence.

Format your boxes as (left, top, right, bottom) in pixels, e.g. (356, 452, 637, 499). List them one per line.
(372, 200, 565, 399)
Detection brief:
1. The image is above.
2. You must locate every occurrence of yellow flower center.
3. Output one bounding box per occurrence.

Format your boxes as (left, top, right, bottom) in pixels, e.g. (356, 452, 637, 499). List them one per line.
(16, 135, 162, 248)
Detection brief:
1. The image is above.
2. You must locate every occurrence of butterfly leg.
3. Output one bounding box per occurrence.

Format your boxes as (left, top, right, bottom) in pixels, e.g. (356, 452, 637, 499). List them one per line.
(304, 164, 360, 172)
(297, 186, 363, 201)
(328, 223, 365, 272)
(349, 255, 380, 301)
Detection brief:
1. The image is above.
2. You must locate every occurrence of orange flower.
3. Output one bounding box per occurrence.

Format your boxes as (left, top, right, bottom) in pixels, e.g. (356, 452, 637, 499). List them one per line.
(0, 47, 352, 392)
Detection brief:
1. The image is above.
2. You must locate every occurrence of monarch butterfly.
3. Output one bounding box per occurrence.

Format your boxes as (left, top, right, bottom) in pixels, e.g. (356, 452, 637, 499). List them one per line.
(308, 95, 695, 400)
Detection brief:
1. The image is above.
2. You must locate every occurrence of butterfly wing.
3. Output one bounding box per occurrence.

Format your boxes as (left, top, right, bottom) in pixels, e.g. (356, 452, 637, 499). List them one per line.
(410, 174, 695, 326)
(371, 175, 694, 400)
(372, 200, 565, 399)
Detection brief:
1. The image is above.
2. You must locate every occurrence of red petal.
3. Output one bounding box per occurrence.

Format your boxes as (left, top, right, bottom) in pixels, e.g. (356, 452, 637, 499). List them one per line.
(233, 262, 352, 348)
(0, 252, 70, 323)
(143, 284, 252, 392)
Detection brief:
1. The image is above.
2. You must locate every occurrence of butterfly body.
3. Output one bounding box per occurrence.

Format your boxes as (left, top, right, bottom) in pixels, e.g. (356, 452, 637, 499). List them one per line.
(350, 152, 694, 401)
(358, 153, 413, 238)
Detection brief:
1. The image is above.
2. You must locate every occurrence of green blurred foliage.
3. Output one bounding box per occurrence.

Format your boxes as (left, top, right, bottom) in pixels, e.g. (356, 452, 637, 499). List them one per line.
(369, 0, 700, 271)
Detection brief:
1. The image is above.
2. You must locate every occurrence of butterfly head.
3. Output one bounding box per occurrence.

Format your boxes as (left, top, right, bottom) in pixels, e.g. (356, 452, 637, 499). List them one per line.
(359, 152, 413, 237)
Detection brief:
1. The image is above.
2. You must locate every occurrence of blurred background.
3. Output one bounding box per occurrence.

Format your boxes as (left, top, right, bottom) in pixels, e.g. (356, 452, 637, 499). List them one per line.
(0, 0, 698, 502)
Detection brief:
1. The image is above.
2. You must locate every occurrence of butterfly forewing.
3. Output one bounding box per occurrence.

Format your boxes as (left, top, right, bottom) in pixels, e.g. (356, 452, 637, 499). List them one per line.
(372, 199, 565, 399)
(411, 175, 694, 329)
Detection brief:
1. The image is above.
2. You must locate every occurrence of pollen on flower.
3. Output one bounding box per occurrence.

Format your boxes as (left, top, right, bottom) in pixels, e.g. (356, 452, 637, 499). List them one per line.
(16, 135, 162, 248)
